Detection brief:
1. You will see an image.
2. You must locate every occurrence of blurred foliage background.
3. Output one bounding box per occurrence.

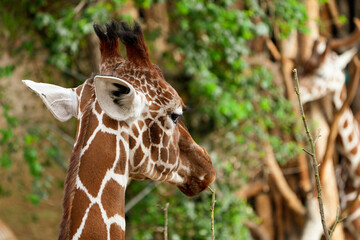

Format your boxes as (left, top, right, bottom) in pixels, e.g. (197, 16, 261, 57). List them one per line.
(0, 0, 357, 239)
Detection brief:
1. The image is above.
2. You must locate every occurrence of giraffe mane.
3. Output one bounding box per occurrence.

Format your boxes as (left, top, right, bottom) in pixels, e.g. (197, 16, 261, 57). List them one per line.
(58, 79, 96, 240)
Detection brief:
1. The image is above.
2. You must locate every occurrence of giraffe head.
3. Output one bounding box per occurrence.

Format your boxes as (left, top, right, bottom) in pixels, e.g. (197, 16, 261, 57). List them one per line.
(23, 20, 215, 197)
(299, 39, 358, 105)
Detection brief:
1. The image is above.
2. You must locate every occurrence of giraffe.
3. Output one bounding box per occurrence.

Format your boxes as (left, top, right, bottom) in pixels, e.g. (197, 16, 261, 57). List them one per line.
(298, 40, 360, 239)
(22, 20, 216, 240)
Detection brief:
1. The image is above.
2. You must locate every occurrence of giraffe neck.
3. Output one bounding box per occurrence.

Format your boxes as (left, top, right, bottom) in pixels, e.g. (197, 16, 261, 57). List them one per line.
(299, 54, 360, 238)
(331, 84, 360, 186)
(59, 80, 130, 240)
(333, 86, 360, 238)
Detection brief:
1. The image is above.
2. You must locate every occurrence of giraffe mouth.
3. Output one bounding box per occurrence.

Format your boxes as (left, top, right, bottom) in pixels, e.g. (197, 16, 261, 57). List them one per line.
(178, 170, 216, 197)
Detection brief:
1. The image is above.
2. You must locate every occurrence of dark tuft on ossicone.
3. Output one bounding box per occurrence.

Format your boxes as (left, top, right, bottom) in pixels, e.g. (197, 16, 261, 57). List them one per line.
(93, 24, 107, 41)
(117, 21, 142, 46)
(94, 19, 152, 68)
(93, 20, 122, 63)
(93, 20, 120, 43)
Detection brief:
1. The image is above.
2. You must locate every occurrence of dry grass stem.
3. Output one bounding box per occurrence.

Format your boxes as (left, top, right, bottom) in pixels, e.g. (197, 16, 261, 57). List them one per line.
(208, 186, 216, 240)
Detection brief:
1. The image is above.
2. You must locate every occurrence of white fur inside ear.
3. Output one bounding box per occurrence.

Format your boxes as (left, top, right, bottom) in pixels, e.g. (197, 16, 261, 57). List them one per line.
(22, 80, 78, 122)
(94, 75, 145, 122)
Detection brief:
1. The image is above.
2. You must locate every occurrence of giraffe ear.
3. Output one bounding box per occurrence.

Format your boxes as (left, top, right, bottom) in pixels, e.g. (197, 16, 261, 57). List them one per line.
(336, 47, 358, 69)
(94, 75, 145, 121)
(22, 80, 78, 121)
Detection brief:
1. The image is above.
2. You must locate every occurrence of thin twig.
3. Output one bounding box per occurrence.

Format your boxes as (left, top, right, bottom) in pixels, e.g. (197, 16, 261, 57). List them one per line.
(158, 203, 170, 240)
(329, 205, 343, 238)
(302, 148, 314, 157)
(125, 182, 160, 213)
(208, 186, 216, 240)
(293, 68, 330, 240)
(314, 128, 322, 145)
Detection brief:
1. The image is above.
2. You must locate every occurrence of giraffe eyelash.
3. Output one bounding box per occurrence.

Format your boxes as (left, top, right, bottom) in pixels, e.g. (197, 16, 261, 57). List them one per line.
(169, 112, 183, 124)
(183, 106, 191, 113)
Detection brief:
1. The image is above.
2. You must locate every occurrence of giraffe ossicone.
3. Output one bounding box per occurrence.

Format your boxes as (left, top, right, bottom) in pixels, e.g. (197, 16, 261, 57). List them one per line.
(23, 20, 216, 240)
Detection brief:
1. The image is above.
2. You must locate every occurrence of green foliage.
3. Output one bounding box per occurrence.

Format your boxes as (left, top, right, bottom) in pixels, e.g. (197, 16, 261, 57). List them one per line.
(338, 15, 348, 25)
(273, 0, 309, 38)
(168, 0, 303, 164)
(127, 183, 256, 240)
(0, 66, 63, 204)
(246, 0, 308, 39)
(33, 1, 127, 70)
(0, 65, 15, 78)
(0, 0, 309, 238)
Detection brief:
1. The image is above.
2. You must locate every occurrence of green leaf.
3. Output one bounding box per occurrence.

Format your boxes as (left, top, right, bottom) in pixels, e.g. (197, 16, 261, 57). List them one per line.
(27, 194, 41, 205)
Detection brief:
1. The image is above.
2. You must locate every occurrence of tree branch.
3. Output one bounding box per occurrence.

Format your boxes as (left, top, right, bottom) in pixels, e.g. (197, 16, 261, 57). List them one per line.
(264, 143, 306, 216)
(125, 182, 160, 213)
(293, 68, 330, 240)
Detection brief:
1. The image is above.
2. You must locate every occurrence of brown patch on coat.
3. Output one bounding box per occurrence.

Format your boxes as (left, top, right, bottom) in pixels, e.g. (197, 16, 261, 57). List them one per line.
(150, 123, 162, 144)
(95, 101, 102, 114)
(134, 147, 145, 167)
(129, 135, 136, 150)
(101, 179, 125, 218)
(131, 124, 139, 138)
(150, 111, 158, 118)
(162, 133, 170, 147)
(115, 141, 127, 175)
(121, 131, 128, 141)
(82, 112, 99, 146)
(79, 204, 107, 240)
(137, 120, 144, 130)
(69, 189, 91, 236)
(161, 147, 169, 163)
(349, 133, 353, 142)
(142, 128, 150, 149)
(76, 84, 83, 96)
(110, 224, 125, 240)
(151, 146, 159, 161)
(103, 113, 118, 130)
(149, 104, 160, 111)
(351, 147, 358, 155)
(78, 131, 116, 196)
(79, 83, 94, 112)
(168, 145, 177, 164)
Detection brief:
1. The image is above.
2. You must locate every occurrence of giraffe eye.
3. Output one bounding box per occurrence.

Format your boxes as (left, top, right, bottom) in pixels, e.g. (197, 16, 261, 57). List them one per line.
(170, 113, 181, 124)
